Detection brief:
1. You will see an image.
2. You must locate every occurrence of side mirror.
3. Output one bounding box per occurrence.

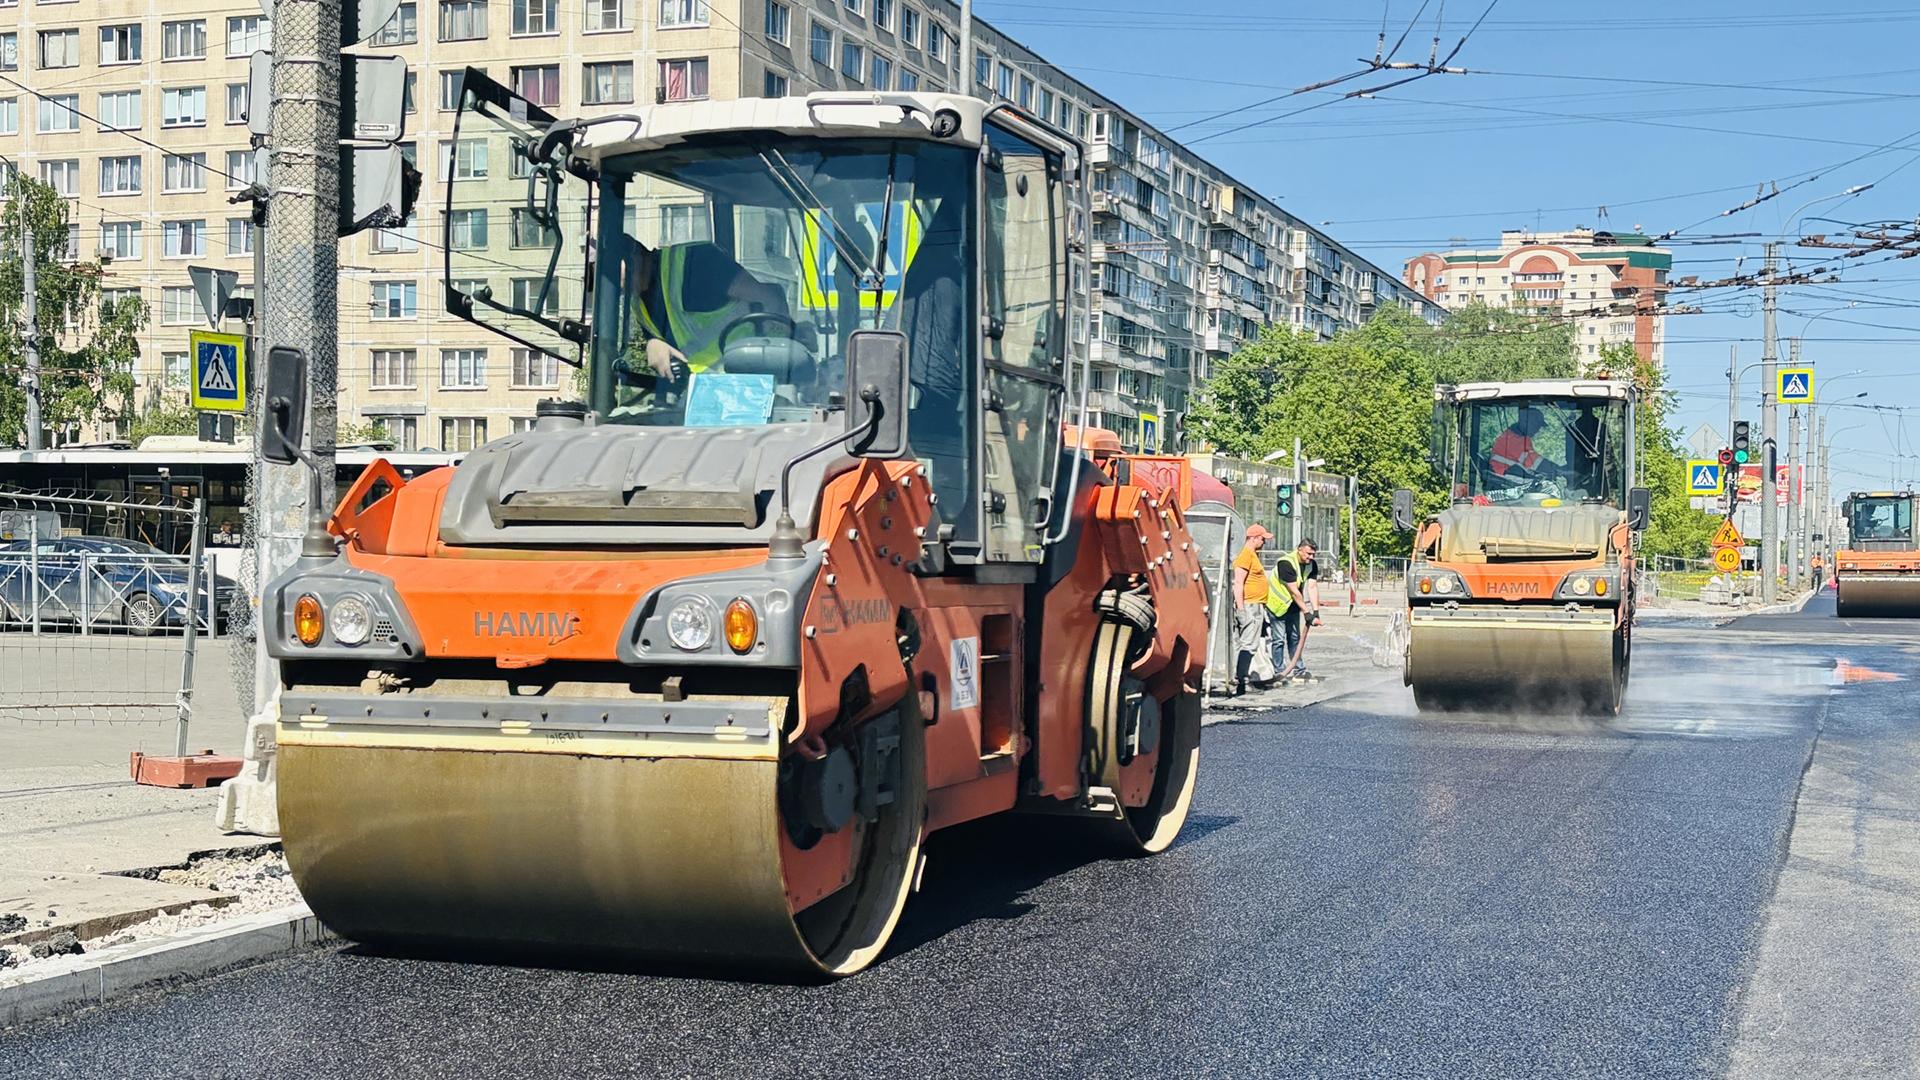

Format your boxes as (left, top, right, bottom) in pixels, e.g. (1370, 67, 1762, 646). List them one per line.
(260, 346, 309, 467)
(1391, 488, 1417, 533)
(1627, 486, 1652, 532)
(846, 330, 910, 459)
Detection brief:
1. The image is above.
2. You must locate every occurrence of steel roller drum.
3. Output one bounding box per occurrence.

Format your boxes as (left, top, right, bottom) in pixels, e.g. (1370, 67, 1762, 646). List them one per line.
(1408, 612, 1619, 713)
(1836, 575, 1920, 618)
(276, 696, 924, 977)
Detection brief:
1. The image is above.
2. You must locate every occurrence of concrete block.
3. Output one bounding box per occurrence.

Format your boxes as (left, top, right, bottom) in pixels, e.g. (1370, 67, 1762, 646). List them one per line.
(214, 711, 281, 837)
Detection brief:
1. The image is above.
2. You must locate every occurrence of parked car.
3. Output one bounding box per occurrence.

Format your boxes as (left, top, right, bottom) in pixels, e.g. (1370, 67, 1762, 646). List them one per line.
(0, 536, 238, 634)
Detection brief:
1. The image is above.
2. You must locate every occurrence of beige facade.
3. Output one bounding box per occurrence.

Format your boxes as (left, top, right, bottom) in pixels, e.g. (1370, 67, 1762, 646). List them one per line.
(3, 0, 1436, 452)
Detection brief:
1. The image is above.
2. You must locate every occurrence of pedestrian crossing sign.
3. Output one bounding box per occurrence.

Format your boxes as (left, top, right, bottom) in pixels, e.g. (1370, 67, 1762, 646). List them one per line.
(188, 330, 248, 413)
(1686, 460, 1724, 495)
(1778, 368, 1814, 404)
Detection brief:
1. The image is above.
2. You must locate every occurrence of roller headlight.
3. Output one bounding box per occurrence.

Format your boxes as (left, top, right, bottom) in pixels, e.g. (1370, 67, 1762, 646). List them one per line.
(1410, 569, 1468, 600)
(293, 594, 324, 647)
(331, 594, 374, 646)
(1572, 578, 1592, 596)
(1435, 576, 1455, 594)
(667, 598, 715, 651)
(1557, 572, 1619, 602)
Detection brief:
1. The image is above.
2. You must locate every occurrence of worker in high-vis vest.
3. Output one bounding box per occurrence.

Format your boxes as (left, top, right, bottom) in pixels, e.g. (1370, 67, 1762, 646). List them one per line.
(1489, 407, 1553, 481)
(1265, 538, 1320, 681)
(634, 242, 790, 382)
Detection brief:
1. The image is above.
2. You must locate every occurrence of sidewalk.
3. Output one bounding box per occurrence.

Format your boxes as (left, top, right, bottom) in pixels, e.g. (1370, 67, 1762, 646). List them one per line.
(0, 637, 265, 967)
(1203, 589, 1405, 721)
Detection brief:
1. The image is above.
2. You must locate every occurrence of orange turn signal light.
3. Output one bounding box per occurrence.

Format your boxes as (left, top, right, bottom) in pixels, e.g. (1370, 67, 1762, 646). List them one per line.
(293, 594, 324, 646)
(1593, 578, 1609, 597)
(1418, 577, 1433, 595)
(723, 598, 757, 654)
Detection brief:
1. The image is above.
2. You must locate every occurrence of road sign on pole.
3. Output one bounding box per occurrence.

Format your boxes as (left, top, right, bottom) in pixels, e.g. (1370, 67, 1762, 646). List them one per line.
(1714, 546, 1741, 573)
(1713, 518, 1745, 549)
(1779, 368, 1814, 404)
(189, 330, 249, 412)
(1686, 460, 1725, 495)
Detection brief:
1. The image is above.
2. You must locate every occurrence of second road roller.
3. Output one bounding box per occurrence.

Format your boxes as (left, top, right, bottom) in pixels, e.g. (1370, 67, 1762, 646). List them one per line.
(255, 77, 1209, 976)
(1394, 378, 1649, 714)
(1835, 491, 1920, 617)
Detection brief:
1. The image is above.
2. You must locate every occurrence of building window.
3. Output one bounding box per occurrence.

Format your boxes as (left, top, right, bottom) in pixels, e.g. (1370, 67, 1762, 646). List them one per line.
(927, 25, 947, 62)
(226, 218, 255, 255)
(505, 277, 558, 316)
(100, 24, 141, 64)
(512, 64, 560, 107)
(440, 349, 486, 388)
(584, 0, 626, 31)
(225, 149, 258, 190)
(161, 20, 206, 60)
(439, 0, 488, 41)
(160, 288, 203, 326)
(441, 138, 490, 180)
(809, 20, 832, 64)
(0, 33, 16, 72)
(873, 0, 892, 30)
(374, 2, 419, 44)
(583, 61, 633, 105)
(765, 1, 790, 44)
(763, 70, 788, 97)
(974, 50, 991, 87)
(441, 416, 488, 451)
(446, 208, 489, 249)
(898, 69, 918, 91)
(37, 95, 79, 133)
(512, 0, 556, 35)
(161, 152, 205, 192)
(659, 0, 707, 27)
(38, 29, 80, 69)
(659, 57, 708, 101)
(227, 16, 270, 56)
(161, 86, 207, 127)
(841, 43, 864, 82)
(366, 416, 417, 450)
(1018, 75, 1034, 110)
(224, 83, 250, 125)
(99, 155, 142, 195)
(843, 0, 862, 13)
(162, 220, 206, 258)
(996, 63, 1013, 99)
(438, 69, 474, 111)
(371, 281, 418, 319)
(869, 55, 891, 90)
(96, 89, 141, 131)
(510, 208, 556, 248)
(371, 349, 418, 389)
(101, 221, 140, 259)
(510, 347, 559, 388)
(371, 221, 418, 253)
(38, 159, 79, 196)
(901, 7, 920, 47)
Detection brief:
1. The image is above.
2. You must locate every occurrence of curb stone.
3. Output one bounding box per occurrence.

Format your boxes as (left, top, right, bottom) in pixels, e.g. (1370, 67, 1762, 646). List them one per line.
(0, 906, 332, 1031)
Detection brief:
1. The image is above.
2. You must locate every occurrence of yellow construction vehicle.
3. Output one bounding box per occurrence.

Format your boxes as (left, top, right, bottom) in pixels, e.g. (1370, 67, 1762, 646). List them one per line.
(1835, 491, 1920, 617)
(1394, 379, 1650, 714)
(253, 77, 1209, 976)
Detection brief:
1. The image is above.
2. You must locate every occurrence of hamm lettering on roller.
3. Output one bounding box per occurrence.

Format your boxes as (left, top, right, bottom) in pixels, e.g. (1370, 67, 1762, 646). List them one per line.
(473, 610, 583, 645)
(1483, 581, 1543, 597)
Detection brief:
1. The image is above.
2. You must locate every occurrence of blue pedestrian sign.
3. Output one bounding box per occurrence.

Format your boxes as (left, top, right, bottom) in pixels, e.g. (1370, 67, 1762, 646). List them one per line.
(1778, 368, 1814, 404)
(1686, 459, 1724, 495)
(189, 330, 248, 413)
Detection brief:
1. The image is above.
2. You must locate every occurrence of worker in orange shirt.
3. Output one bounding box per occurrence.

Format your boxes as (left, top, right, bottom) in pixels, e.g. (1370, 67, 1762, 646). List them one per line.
(1230, 525, 1275, 696)
(1489, 407, 1557, 482)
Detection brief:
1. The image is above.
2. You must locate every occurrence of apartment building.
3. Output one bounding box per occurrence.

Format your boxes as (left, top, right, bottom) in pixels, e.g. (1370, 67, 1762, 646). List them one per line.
(1403, 229, 1671, 369)
(1, 0, 1437, 452)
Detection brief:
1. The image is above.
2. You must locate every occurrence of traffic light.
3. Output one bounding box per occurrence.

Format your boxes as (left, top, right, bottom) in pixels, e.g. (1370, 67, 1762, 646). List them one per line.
(1732, 420, 1752, 465)
(1276, 482, 1295, 517)
(1718, 447, 1734, 466)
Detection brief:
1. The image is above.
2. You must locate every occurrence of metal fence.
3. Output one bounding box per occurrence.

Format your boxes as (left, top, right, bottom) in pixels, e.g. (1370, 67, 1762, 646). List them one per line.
(0, 489, 215, 753)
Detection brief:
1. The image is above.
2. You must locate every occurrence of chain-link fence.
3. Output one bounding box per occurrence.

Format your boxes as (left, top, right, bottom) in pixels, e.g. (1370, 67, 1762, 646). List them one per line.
(0, 490, 221, 750)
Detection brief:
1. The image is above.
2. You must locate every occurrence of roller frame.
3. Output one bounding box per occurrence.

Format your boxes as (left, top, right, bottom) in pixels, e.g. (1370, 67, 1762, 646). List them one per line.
(1407, 604, 1626, 715)
(1836, 573, 1920, 618)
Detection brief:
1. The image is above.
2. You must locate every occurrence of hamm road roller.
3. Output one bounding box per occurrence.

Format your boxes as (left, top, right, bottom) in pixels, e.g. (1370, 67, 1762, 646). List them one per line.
(1835, 491, 1920, 617)
(257, 77, 1208, 976)
(1394, 379, 1650, 714)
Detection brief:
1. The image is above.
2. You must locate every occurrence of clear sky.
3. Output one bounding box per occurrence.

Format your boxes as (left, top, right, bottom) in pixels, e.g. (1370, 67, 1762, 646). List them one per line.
(976, 0, 1920, 493)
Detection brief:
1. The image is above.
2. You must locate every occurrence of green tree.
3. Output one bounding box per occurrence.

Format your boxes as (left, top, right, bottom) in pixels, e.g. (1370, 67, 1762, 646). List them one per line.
(0, 173, 147, 445)
(125, 388, 199, 445)
(1189, 304, 1579, 556)
(339, 419, 393, 446)
(1597, 342, 1716, 561)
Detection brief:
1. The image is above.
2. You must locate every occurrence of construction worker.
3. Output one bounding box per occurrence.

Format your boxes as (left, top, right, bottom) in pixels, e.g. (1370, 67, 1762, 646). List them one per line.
(1230, 525, 1275, 695)
(633, 242, 791, 384)
(1268, 538, 1321, 681)
(1489, 406, 1554, 482)
(1811, 551, 1826, 590)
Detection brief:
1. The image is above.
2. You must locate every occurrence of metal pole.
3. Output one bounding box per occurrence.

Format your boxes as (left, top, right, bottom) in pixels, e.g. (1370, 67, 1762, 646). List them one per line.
(22, 218, 41, 451)
(1292, 435, 1304, 550)
(1725, 344, 1737, 518)
(174, 497, 205, 757)
(959, 0, 973, 94)
(26, 513, 40, 634)
(1787, 403, 1801, 589)
(1347, 475, 1358, 615)
(250, 201, 274, 714)
(1760, 242, 1779, 603)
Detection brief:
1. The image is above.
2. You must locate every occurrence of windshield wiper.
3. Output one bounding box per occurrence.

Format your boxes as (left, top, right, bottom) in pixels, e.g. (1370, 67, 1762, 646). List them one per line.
(759, 148, 884, 293)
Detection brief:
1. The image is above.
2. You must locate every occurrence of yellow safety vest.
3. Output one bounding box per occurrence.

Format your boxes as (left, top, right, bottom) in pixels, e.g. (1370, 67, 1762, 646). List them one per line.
(636, 245, 737, 373)
(1264, 551, 1303, 617)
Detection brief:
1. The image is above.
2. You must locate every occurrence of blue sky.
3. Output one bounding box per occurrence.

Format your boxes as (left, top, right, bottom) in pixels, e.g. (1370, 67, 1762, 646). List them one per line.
(977, 0, 1920, 492)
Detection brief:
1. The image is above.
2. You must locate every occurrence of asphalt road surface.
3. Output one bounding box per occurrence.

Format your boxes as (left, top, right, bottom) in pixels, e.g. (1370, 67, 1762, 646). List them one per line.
(4, 603, 1917, 1079)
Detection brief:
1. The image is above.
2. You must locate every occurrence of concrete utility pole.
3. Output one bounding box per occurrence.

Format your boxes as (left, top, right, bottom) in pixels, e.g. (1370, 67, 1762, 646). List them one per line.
(959, 0, 973, 92)
(219, 0, 342, 837)
(1292, 435, 1305, 550)
(21, 222, 40, 451)
(1760, 242, 1779, 603)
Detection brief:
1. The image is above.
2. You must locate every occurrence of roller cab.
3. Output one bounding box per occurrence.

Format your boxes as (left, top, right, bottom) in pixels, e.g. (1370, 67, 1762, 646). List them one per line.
(255, 77, 1209, 976)
(1402, 379, 1646, 715)
(1836, 492, 1920, 618)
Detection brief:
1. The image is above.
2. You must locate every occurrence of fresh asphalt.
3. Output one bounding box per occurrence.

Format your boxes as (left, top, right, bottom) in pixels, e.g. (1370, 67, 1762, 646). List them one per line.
(4, 606, 1917, 1078)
